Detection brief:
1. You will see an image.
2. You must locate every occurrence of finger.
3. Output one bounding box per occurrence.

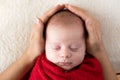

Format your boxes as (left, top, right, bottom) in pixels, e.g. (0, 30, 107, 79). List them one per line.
(34, 18, 44, 38)
(86, 19, 95, 39)
(30, 31, 33, 42)
(85, 19, 94, 40)
(30, 25, 35, 42)
(65, 4, 99, 36)
(37, 18, 44, 36)
(41, 4, 65, 23)
(65, 4, 89, 21)
(86, 19, 102, 42)
(31, 18, 44, 41)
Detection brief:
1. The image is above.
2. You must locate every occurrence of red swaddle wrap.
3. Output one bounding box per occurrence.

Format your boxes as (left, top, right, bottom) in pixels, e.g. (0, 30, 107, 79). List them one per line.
(28, 53, 103, 80)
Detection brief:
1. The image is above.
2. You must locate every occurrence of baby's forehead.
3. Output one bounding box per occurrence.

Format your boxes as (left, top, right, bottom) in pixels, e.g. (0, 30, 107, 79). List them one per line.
(44, 10, 86, 40)
(47, 10, 84, 28)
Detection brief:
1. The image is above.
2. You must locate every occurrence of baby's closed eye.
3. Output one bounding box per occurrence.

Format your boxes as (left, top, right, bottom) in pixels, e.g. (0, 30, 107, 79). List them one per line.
(52, 45, 61, 50)
(69, 45, 81, 52)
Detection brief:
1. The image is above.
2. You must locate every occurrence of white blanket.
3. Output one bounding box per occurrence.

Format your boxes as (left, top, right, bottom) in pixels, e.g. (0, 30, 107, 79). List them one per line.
(0, 0, 120, 73)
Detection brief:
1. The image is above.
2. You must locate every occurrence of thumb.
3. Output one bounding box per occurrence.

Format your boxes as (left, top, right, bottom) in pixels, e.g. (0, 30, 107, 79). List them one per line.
(36, 18, 44, 36)
(32, 18, 44, 41)
(85, 19, 95, 41)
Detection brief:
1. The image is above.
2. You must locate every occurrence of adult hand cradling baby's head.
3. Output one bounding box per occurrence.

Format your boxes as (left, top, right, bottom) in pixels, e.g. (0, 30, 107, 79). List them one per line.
(26, 4, 66, 60)
(27, 4, 104, 61)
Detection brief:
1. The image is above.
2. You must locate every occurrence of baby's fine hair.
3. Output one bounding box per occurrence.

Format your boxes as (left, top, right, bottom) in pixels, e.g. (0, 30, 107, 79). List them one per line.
(43, 10, 88, 39)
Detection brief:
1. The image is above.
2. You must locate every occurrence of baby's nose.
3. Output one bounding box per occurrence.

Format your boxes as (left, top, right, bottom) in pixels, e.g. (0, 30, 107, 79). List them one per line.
(59, 48, 72, 58)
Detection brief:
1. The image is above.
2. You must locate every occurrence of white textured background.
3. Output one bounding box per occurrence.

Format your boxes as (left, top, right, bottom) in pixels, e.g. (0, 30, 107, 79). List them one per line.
(0, 0, 120, 73)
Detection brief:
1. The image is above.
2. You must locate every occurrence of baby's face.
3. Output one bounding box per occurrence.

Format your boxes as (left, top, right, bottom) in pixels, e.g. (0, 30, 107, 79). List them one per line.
(45, 11, 86, 70)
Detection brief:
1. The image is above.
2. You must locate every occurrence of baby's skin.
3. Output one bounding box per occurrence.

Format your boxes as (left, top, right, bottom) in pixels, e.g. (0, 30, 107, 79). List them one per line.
(45, 10, 86, 70)
(0, 4, 118, 80)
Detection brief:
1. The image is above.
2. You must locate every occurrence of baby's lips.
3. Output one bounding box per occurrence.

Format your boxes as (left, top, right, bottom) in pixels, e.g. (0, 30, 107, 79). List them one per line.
(58, 62, 72, 66)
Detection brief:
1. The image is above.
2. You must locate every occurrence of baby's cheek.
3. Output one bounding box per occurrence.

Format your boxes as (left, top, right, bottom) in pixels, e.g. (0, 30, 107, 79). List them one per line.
(46, 52, 57, 63)
(73, 52, 85, 64)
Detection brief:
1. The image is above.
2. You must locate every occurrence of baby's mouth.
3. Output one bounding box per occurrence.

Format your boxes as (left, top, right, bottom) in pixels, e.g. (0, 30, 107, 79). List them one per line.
(58, 62, 72, 66)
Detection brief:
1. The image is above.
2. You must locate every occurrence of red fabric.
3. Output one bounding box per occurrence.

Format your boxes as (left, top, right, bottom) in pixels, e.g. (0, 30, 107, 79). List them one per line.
(28, 53, 103, 80)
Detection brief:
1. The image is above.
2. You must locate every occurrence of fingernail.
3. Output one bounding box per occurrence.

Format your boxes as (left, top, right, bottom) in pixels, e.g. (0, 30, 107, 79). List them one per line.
(65, 4, 68, 7)
(59, 4, 63, 6)
(35, 18, 40, 24)
(37, 18, 44, 27)
(64, 8, 67, 10)
(86, 19, 92, 25)
(66, 4, 71, 9)
(65, 3, 69, 6)
(56, 4, 60, 6)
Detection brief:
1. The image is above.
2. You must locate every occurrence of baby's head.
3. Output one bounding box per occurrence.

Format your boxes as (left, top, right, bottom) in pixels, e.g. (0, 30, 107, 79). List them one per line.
(45, 10, 86, 70)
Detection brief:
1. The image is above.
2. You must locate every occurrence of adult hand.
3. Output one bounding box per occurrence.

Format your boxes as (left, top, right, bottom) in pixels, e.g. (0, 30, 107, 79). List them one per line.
(0, 4, 66, 80)
(65, 5, 119, 80)
(65, 4, 105, 57)
(26, 4, 65, 60)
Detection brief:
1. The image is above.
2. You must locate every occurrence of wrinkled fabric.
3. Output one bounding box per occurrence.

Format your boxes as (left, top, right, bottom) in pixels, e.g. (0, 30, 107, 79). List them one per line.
(28, 53, 103, 80)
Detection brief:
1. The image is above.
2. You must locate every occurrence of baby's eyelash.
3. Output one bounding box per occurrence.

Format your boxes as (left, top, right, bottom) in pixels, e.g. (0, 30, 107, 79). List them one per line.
(52, 46, 61, 50)
(70, 47, 78, 50)
(69, 46, 79, 51)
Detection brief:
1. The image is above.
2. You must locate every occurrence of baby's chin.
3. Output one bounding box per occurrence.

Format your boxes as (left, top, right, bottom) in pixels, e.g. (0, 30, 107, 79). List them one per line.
(56, 63, 80, 71)
(61, 66, 74, 71)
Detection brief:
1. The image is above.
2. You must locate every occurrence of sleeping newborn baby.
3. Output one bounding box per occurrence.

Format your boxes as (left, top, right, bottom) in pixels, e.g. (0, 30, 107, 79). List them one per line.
(45, 10, 86, 70)
(28, 10, 103, 80)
